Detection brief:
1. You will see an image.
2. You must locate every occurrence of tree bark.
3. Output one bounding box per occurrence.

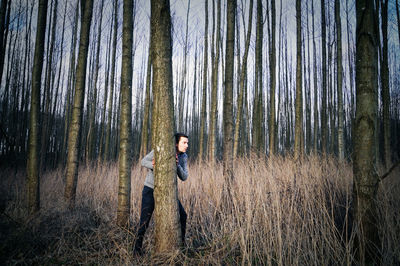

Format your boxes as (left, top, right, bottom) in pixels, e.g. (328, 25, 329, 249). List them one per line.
(353, 0, 380, 263)
(151, 0, 182, 253)
(27, 0, 48, 214)
(64, 0, 94, 208)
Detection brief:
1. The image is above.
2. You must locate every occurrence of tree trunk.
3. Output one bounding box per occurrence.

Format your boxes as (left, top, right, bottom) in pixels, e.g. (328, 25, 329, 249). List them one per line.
(252, 0, 263, 152)
(269, 0, 276, 155)
(233, 0, 253, 158)
(208, 0, 221, 162)
(117, 0, 133, 227)
(0, 0, 9, 89)
(27, 0, 48, 214)
(105, 0, 118, 161)
(353, 0, 380, 263)
(199, 0, 208, 161)
(380, 0, 391, 168)
(336, 0, 344, 160)
(223, 0, 235, 182)
(140, 35, 152, 158)
(294, 0, 303, 160)
(86, 0, 104, 162)
(321, 0, 327, 153)
(151, 0, 182, 253)
(64, 0, 93, 208)
(312, 0, 319, 153)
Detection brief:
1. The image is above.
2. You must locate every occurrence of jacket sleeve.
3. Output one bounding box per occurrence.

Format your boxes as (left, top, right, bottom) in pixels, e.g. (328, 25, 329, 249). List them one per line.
(141, 150, 154, 170)
(177, 153, 188, 181)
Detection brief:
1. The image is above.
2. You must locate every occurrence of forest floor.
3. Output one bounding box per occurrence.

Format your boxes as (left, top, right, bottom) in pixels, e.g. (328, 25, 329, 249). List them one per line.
(0, 155, 399, 265)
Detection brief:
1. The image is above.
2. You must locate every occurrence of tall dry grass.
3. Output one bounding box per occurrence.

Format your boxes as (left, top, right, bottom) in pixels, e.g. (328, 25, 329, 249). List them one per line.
(0, 155, 399, 265)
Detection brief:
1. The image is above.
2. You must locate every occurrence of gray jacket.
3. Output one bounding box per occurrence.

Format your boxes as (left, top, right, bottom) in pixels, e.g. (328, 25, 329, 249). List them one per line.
(142, 150, 188, 189)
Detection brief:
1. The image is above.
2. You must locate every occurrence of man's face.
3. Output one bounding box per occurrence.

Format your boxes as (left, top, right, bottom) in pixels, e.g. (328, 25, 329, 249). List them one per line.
(176, 137, 189, 153)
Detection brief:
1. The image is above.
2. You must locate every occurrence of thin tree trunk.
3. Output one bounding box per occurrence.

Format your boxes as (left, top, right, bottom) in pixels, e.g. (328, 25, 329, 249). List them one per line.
(140, 34, 152, 158)
(151, 0, 182, 252)
(27, 0, 48, 214)
(40, 0, 58, 171)
(321, 0, 327, 153)
(353, 0, 380, 263)
(223, 0, 235, 182)
(233, 0, 253, 158)
(312, 0, 319, 153)
(252, 0, 263, 152)
(209, 0, 221, 162)
(294, 0, 302, 160)
(381, 0, 391, 168)
(105, 0, 118, 161)
(0, 0, 9, 88)
(199, 0, 208, 161)
(64, 0, 94, 208)
(117, 0, 133, 227)
(269, 0, 276, 155)
(86, 0, 104, 162)
(336, 0, 344, 160)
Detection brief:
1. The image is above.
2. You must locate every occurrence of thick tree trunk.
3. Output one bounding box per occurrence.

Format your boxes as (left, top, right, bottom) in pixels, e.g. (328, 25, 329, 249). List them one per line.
(27, 0, 48, 214)
(151, 0, 182, 253)
(353, 0, 380, 263)
(64, 0, 93, 208)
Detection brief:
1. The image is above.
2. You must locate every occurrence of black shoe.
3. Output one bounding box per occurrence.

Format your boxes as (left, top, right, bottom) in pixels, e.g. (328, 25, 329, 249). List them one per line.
(133, 247, 144, 256)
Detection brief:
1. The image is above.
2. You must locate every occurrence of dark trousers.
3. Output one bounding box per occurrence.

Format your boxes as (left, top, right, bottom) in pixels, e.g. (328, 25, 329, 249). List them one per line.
(134, 186, 187, 252)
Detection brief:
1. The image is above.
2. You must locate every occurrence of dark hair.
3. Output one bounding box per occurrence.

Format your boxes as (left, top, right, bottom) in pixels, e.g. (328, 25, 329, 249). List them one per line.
(175, 132, 188, 144)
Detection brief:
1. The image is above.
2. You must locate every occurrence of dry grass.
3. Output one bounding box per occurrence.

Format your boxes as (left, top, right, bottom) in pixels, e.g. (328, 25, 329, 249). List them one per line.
(0, 155, 399, 265)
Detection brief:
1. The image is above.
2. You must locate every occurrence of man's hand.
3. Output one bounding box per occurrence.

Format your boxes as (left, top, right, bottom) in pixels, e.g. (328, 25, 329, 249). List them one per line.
(152, 158, 155, 167)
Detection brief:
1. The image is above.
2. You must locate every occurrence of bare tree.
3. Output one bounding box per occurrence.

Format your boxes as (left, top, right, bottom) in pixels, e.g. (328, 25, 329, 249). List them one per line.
(353, 0, 380, 263)
(27, 0, 48, 214)
(151, 0, 182, 252)
(64, 0, 94, 208)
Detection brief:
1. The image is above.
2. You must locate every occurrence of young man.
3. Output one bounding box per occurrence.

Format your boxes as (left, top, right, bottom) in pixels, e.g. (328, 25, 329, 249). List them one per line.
(134, 133, 189, 255)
